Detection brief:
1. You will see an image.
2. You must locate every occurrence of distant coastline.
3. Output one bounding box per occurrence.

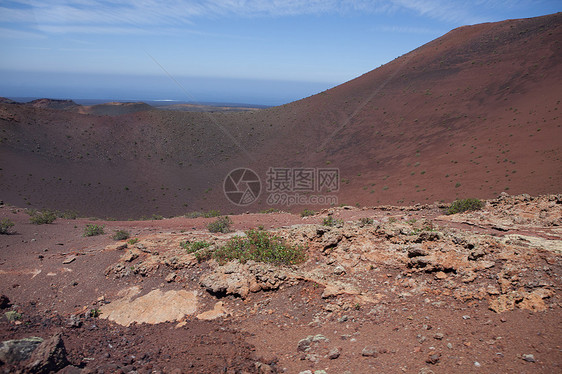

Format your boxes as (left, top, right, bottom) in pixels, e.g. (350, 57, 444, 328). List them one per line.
(6, 97, 271, 110)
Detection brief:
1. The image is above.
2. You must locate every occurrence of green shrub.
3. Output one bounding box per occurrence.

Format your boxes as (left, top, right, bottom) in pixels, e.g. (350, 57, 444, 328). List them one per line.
(127, 238, 139, 245)
(359, 217, 373, 226)
(323, 216, 343, 227)
(58, 210, 79, 219)
(180, 240, 211, 253)
(214, 229, 306, 266)
(29, 210, 57, 225)
(185, 209, 221, 218)
(260, 208, 279, 214)
(300, 209, 316, 217)
(0, 218, 14, 234)
(112, 230, 130, 240)
(203, 210, 221, 218)
(194, 248, 213, 262)
(89, 308, 100, 318)
(446, 198, 484, 215)
(84, 224, 105, 237)
(207, 216, 232, 233)
(4, 311, 22, 321)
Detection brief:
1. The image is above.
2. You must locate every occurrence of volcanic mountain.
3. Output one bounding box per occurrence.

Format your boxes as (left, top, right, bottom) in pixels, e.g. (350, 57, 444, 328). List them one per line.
(0, 13, 560, 218)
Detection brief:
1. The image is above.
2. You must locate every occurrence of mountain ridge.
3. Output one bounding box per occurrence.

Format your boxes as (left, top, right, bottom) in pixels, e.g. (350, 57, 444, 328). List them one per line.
(0, 13, 560, 218)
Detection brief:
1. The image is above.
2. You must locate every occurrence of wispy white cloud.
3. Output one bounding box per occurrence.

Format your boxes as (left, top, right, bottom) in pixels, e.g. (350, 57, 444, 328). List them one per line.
(0, 27, 47, 39)
(390, 0, 543, 24)
(1, 0, 387, 26)
(0, 0, 389, 37)
(35, 23, 263, 41)
(377, 25, 441, 34)
(0, 0, 545, 37)
(390, 0, 483, 23)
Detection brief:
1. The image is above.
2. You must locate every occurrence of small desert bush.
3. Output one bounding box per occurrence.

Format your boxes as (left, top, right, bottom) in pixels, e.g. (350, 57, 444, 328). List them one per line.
(185, 209, 221, 218)
(207, 216, 232, 233)
(203, 210, 221, 218)
(89, 308, 100, 318)
(446, 198, 484, 215)
(139, 214, 164, 221)
(194, 248, 213, 262)
(127, 238, 139, 245)
(112, 230, 130, 240)
(29, 210, 57, 225)
(214, 229, 306, 266)
(185, 211, 202, 218)
(84, 224, 105, 237)
(300, 209, 316, 217)
(359, 217, 374, 226)
(260, 208, 280, 214)
(180, 240, 211, 253)
(323, 216, 343, 227)
(58, 210, 79, 219)
(0, 218, 15, 234)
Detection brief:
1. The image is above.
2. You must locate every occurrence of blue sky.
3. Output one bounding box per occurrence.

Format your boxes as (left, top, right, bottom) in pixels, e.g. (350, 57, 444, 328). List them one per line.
(0, 1, 560, 105)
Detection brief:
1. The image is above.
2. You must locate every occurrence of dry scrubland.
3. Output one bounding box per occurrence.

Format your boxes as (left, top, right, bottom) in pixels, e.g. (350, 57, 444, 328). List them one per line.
(0, 193, 561, 372)
(0, 12, 561, 374)
(0, 14, 560, 218)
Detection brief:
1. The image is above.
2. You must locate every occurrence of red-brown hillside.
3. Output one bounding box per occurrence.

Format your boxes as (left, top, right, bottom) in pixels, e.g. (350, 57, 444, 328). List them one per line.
(253, 12, 562, 207)
(0, 13, 560, 218)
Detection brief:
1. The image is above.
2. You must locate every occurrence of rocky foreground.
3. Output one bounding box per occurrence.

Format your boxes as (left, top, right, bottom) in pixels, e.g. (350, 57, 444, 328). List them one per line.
(0, 193, 560, 373)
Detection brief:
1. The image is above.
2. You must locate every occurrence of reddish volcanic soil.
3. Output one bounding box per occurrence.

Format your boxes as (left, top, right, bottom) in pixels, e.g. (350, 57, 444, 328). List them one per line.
(1, 14, 561, 372)
(1, 13, 561, 219)
(258, 13, 562, 207)
(0, 193, 561, 373)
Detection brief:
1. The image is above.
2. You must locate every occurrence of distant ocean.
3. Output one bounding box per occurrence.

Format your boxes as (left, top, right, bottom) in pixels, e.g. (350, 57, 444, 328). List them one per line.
(7, 97, 270, 109)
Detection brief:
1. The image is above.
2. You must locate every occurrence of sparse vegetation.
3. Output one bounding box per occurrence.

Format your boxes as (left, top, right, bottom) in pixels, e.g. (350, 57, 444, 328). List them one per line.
(300, 209, 316, 217)
(185, 209, 221, 218)
(58, 210, 79, 219)
(0, 218, 14, 234)
(89, 308, 100, 318)
(194, 248, 213, 262)
(323, 216, 344, 227)
(127, 238, 139, 245)
(411, 221, 438, 234)
(84, 224, 105, 237)
(207, 216, 232, 233)
(29, 210, 57, 225)
(260, 208, 280, 214)
(359, 217, 374, 226)
(4, 311, 22, 321)
(112, 229, 130, 240)
(180, 240, 211, 253)
(213, 229, 306, 266)
(446, 198, 485, 215)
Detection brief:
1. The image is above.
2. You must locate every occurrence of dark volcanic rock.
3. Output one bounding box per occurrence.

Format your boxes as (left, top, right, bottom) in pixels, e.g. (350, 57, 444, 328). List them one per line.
(25, 333, 70, 373)
(0, 337, 43, 364)
(0, 294, 10, 309)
